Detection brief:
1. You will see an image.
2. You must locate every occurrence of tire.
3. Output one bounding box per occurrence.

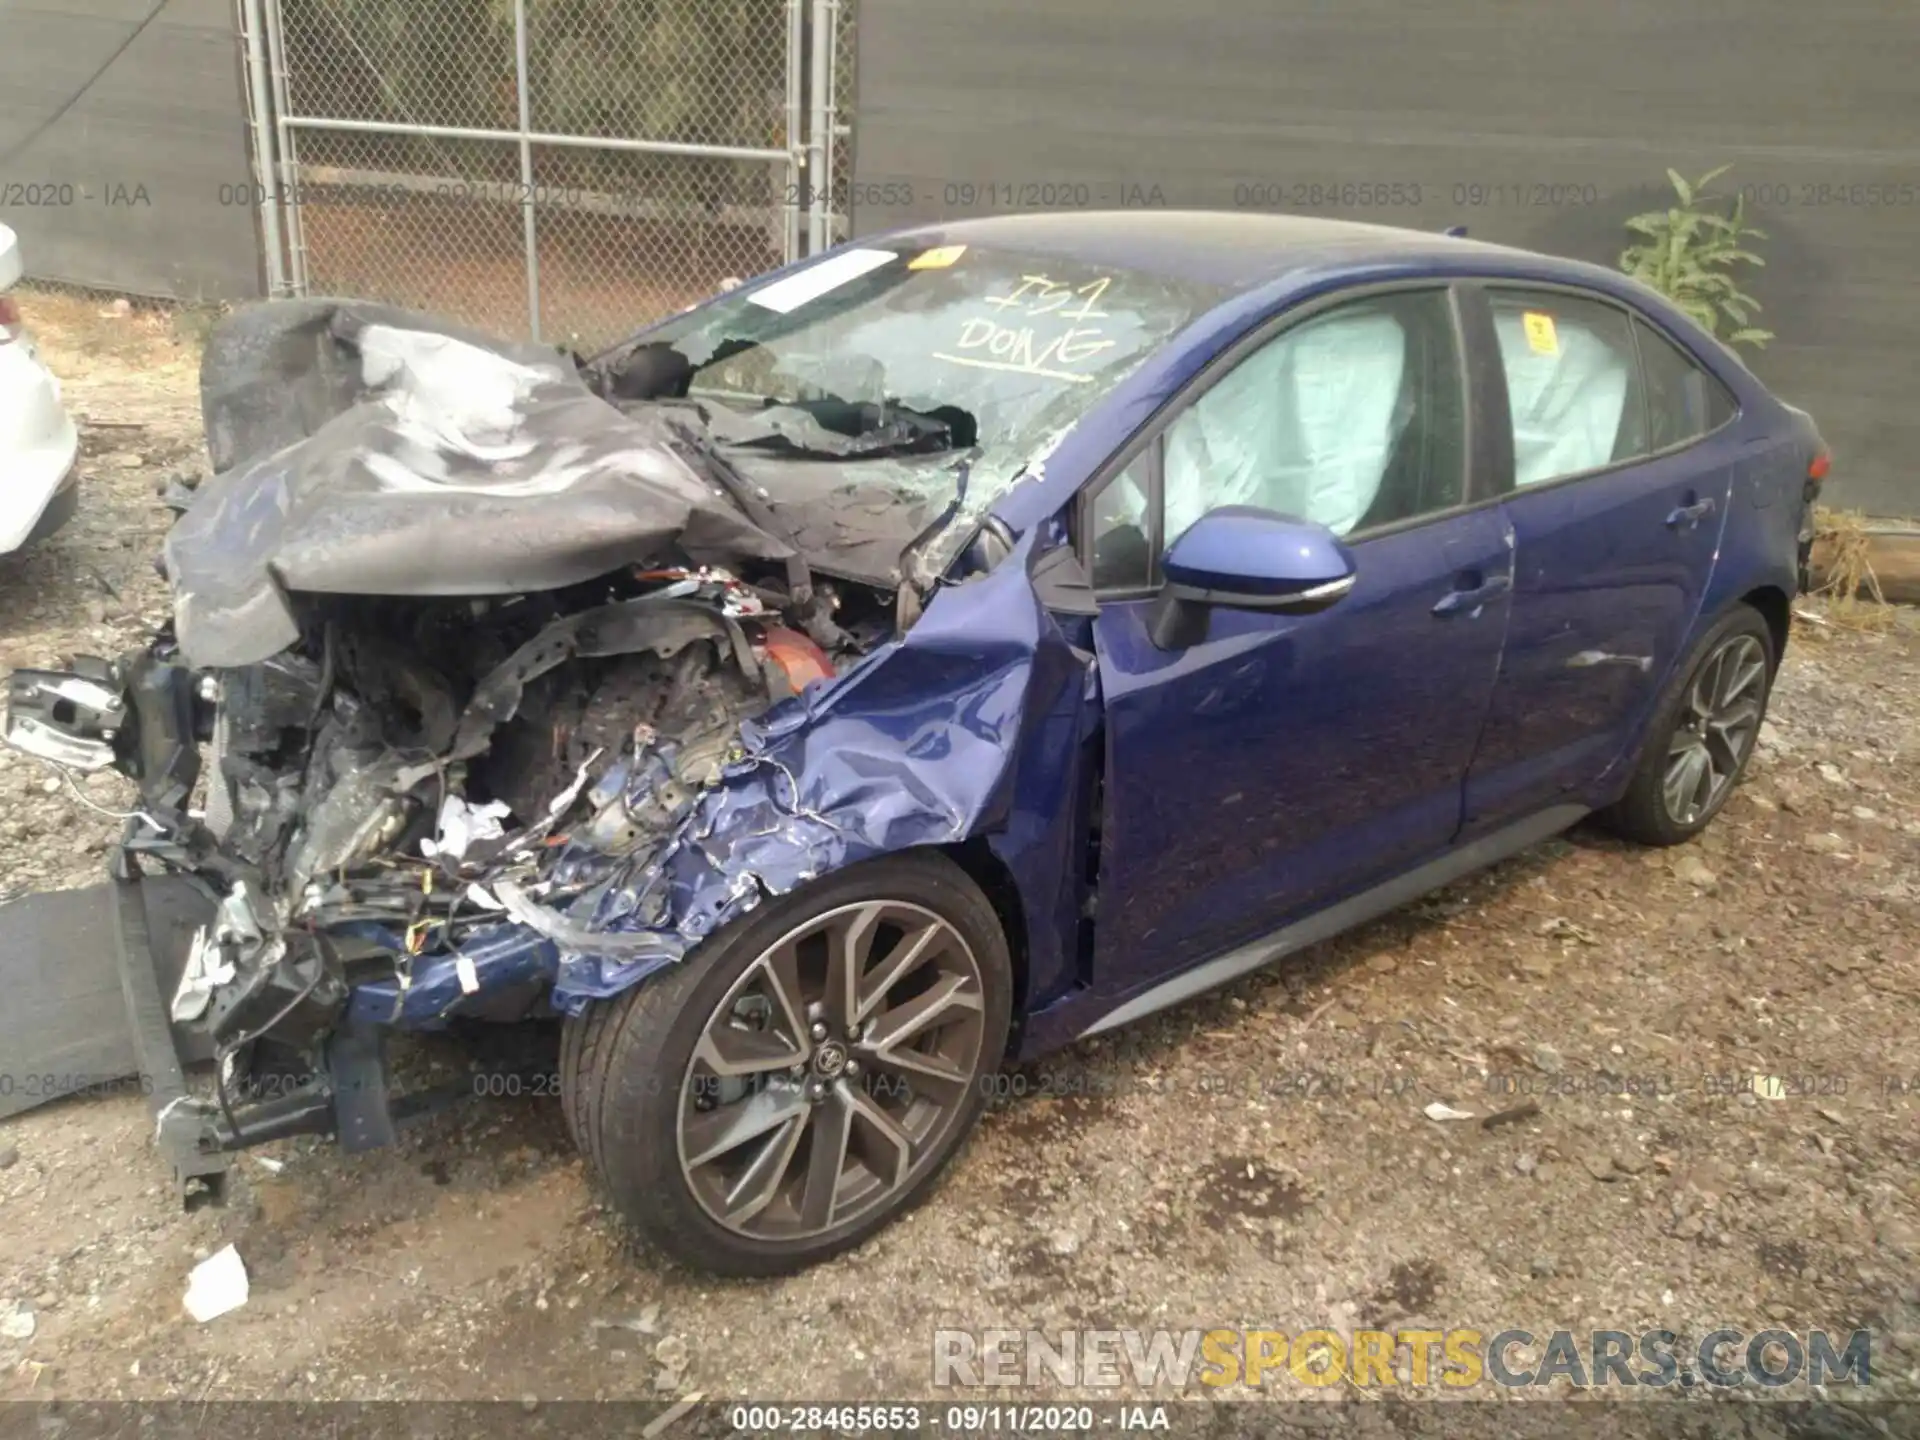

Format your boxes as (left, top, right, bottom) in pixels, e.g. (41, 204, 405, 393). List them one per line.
(1596, 604, 1776, 846)
(560, 851, 1012, 1276)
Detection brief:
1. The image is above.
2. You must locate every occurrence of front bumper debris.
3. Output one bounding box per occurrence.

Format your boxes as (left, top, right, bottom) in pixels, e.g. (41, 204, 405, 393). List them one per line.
(4, 647, 494, 1196)
(0, 573, 825, 1184)
(109, 841, 473, 1203)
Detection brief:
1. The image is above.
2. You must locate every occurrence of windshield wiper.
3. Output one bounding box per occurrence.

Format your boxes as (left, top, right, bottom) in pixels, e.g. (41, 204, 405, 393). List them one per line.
(666, 420, 813, 607)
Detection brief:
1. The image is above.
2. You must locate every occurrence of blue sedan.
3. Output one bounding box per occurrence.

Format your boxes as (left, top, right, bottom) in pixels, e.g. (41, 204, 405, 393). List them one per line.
(6, 212, 1825, 1273)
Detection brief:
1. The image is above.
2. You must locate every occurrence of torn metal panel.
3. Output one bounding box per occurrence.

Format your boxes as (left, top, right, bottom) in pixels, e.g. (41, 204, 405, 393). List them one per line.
(177, 300, 964, 669)
(344, 923, 559, 1029)
(175, 301, 797, 668)
(723, 451, 966, 588)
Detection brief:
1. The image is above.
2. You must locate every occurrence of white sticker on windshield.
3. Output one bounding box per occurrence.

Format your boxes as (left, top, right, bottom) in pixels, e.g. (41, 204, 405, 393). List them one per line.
(745, 248, 897, 314)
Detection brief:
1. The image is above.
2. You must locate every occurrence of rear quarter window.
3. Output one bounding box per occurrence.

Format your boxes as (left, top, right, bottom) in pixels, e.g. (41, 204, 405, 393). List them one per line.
(1634, 317, 1740, 451)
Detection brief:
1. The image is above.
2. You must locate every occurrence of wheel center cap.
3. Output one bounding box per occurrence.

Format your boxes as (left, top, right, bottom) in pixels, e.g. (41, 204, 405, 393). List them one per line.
(813, 1040, 849, 1079)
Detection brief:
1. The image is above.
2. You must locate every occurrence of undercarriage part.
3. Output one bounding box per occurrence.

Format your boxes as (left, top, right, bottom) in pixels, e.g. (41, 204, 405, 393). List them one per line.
(204, 928, 347, 1055)
(0, 876, 216, 1124)
(112, 843, 477, 1196)
(327, 1020, 397, 1152)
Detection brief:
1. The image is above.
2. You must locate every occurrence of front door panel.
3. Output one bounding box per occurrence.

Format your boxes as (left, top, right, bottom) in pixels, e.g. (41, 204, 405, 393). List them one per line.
(1090, 505, 1512, 1000)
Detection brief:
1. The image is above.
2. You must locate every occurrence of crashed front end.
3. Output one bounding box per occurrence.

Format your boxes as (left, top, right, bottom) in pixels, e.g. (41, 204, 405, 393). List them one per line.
(10, 572, 844, 1182)
(3, 300, 1093, 1198)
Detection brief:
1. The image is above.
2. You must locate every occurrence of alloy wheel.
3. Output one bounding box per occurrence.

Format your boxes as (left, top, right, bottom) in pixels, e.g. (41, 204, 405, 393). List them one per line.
(676, 900, 987, 1240)
(1662, 633, 1767, 826)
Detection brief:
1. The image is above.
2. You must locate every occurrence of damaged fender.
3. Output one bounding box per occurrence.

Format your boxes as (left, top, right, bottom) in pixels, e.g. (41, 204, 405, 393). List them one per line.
(361, 530, 1098, 1025)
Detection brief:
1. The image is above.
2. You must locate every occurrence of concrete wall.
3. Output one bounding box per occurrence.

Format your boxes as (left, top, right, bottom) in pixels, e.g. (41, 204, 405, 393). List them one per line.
(850, 0, 1919, 517)
(0, 0, 263, 303)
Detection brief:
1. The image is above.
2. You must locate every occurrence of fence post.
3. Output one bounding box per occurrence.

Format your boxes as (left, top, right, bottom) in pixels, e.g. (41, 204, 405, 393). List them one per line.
(785, 0, 805, 263)
(261, 0, 307, 293)
(826, 0, 849, 247)
(513, 0, 542, 341)
(806, 0, 836, 254)
(238, 0, 287, 296)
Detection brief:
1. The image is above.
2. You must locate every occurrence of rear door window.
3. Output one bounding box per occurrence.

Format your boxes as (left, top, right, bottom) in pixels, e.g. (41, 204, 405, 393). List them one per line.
(1487, 289, 1647, 486)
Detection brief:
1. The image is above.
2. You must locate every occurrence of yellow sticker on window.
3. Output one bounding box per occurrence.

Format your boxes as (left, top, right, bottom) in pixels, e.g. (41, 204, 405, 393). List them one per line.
(908, 244, 967, 270)
(1523, 311, 1560, 356)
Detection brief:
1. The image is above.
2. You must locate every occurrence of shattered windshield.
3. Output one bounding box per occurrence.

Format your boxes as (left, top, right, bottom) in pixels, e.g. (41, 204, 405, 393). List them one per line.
(637, 243, 1224, 546)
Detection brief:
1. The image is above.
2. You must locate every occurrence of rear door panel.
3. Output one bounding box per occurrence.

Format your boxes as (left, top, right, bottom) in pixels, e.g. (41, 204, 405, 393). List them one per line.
(1463, 454, 1732, 833)
(1459, 285, 1738, 835)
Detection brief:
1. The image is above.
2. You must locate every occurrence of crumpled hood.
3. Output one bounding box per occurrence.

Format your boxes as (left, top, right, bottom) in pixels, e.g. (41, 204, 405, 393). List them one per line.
(171, 300, 796, 668)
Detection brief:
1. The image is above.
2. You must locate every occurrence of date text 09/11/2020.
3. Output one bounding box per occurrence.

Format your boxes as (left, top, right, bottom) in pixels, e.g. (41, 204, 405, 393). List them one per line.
(725, 1404, 1172, 1434)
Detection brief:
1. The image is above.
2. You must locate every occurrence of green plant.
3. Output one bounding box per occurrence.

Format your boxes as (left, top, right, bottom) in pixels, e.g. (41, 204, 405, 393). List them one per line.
(1621, 165, 1773, 349)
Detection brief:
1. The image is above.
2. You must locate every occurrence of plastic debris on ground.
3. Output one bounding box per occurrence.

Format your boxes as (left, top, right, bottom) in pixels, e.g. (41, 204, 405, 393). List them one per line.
(183, 1244, 250, 1323)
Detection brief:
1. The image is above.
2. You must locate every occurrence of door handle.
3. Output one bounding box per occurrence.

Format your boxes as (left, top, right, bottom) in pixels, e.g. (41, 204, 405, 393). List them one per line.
(1666, 496, 1716, 529)
(1432, 572, 1512, 617)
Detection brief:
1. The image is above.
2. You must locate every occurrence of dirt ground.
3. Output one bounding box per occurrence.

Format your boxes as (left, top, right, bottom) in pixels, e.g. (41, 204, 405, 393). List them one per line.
(0, 292, 1917, 1416)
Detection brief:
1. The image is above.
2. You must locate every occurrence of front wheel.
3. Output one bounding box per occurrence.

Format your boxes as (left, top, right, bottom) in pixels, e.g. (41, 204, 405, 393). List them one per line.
(1597, 605, 1776, 846)
(560, 851, 1012, 1276)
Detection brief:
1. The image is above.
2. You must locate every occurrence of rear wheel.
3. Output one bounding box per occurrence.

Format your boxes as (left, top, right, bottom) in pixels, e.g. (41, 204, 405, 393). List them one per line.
(561, 851, 1011, 1276)
(1597, 605, 1775, 846)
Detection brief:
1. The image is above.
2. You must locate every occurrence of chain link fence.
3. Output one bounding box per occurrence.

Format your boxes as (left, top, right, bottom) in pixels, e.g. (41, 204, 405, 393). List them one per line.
(247, 0, 823, 349)
(826, 0, 856, 247)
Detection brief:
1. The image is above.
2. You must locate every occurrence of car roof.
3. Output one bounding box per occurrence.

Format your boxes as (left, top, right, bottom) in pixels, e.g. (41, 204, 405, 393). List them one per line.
(879, 210, 1612, 294)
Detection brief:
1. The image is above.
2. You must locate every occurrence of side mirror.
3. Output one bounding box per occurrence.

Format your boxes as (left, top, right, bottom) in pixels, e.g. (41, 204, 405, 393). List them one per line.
(1147, 505, 1356, 649)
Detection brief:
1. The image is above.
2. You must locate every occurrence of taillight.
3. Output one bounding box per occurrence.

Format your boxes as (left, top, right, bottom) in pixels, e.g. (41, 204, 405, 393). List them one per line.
(0, 293, 20, 343)
(1805, 446, 1831, 505)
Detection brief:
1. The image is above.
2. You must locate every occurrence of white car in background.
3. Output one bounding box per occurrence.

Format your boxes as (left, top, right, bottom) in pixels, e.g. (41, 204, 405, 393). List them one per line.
(0, 222, 79, 553)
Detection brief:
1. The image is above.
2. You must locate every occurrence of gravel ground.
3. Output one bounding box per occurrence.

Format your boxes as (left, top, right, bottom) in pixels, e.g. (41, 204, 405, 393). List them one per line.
(1, 294, 1917, 1416)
